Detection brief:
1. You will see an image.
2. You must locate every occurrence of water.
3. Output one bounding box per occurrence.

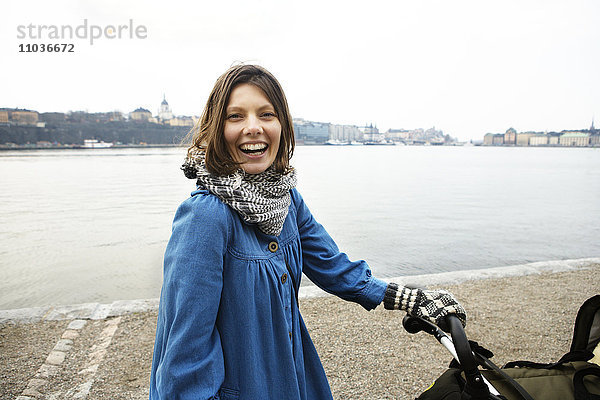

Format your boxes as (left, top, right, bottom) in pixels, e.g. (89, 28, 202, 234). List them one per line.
(1, 146, 599, 309)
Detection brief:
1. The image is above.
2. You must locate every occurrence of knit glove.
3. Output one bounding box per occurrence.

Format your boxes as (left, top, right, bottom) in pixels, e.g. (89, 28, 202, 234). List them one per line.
(383, 283, 467, 327)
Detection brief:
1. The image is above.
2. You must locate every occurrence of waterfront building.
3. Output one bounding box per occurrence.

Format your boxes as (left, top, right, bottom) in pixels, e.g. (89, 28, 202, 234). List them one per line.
(2, 108, 39, 125)
(158, 95, 173, 122)
(482, 124, 596, 147)
(106, 111, 125, 122)
(548, 132, 561, 145)
(360, 123, 384, 143)
(423, 127, 446, 144)
(359, 123, 379, 135)
(168, 116, 194, 127)
(529, 133, 548, 146)
(409, 128, 425, 142)
(362, 125, 383, 143)
(492, 134, 504, 145)
(363, 132, 386, 143)
(483, 133, 505, 145)
(504, 128, 517, 145)
(88, 111, 124, 123)
(385, 128, 411, 142)
(483, 133, 494, 145)
(12, 110, 39, 125)
(62, 111, 123, 123)
(130, 107, 152, 122)
(516, 132, 536, 146)
(293, 118, 329, 144)
(588, 120, 599, 146)
(559, 132, 590, 147)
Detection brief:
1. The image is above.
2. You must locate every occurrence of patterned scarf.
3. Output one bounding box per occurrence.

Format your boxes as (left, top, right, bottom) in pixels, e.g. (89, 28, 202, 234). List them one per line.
(181, 150, 297, 236)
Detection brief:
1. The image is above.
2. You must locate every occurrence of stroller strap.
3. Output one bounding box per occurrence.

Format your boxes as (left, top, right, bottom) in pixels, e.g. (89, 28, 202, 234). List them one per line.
(504, 350, 595, 370)
(476, 354, 534, 400)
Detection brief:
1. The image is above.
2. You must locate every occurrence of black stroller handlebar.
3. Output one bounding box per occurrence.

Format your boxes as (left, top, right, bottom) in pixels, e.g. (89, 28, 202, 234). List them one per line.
(402, 313, 479, 372)
(446, 316, 478, 373)
(400, 282, 503, 400)
(446, 315, 493, 399)
(403, 313, 499, 399)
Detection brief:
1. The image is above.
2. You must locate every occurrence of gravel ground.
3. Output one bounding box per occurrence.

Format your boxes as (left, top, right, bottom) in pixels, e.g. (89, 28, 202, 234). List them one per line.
(0, 319, 68, 399)
(307, 266, 600, 399)
(1, 264, 598, 399)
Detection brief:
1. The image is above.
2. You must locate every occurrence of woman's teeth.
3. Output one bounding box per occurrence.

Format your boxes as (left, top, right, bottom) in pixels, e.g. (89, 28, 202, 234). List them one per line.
(240, 143, 268, 154)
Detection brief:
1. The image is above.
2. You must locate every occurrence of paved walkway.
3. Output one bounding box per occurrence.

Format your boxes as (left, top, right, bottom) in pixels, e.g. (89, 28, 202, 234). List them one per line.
(1, 258, 599, 399)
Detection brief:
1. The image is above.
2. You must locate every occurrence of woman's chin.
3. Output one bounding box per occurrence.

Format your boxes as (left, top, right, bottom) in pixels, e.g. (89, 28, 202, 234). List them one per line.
(241, 162, 271, 174)
(237, 152, 276, 174)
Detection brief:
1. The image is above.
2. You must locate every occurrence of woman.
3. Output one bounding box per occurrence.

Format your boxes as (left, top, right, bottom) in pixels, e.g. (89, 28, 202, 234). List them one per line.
(149, 64, 466, 400)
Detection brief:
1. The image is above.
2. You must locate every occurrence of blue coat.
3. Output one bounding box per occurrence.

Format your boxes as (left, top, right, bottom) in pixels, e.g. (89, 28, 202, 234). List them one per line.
(149, 188, 388, 400)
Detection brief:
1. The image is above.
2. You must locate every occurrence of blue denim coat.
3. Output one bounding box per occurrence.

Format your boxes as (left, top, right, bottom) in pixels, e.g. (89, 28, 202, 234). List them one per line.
(149, 188, 388, 399)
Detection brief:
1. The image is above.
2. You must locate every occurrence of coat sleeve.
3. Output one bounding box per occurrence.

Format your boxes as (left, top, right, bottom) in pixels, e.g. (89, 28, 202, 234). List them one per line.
(150, 192, 229, 400)
(291, 189, 387, 310)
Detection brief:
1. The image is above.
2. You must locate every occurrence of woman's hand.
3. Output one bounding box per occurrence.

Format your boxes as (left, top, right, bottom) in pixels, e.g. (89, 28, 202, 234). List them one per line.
(383, 283, 467, 327)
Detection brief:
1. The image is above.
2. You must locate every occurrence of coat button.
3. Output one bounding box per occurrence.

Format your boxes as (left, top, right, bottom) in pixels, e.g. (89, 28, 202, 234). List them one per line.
(268, 241, 278, 252)
(281, 273, 287, 284)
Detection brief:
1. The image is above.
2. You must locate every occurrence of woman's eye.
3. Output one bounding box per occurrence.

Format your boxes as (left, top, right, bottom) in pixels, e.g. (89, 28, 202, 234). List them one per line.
(262, 112, 276, 118)
(227, 113, 242, 120)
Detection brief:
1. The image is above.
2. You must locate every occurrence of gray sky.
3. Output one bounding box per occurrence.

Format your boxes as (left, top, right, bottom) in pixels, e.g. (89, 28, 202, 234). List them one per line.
(2, 0, 599, 140)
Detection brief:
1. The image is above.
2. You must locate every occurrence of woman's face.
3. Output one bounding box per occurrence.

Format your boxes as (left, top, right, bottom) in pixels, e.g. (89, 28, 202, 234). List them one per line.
(224, 83, 282, 174)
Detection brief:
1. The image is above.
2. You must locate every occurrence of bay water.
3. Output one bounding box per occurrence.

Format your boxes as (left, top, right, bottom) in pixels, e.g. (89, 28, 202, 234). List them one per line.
(1, 146, 598, 309)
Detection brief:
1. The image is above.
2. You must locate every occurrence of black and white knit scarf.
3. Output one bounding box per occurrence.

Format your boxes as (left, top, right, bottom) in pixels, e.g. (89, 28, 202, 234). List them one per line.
(181, 150, 297, 236)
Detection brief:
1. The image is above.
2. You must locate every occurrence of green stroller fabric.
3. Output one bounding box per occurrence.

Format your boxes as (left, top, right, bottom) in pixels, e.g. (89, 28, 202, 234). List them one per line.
(416, 362, 600, 400)
(415, 295, 600, 400)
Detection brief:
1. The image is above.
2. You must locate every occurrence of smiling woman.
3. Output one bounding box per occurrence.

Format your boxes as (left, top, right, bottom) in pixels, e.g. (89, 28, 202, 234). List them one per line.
(150, 64, 466, 400)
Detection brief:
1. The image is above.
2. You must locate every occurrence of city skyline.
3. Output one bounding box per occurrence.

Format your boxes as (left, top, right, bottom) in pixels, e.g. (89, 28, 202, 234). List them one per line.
(3, 0, 600, 141)
(3, 102, 598, 148)
(4, 98, 597, 136)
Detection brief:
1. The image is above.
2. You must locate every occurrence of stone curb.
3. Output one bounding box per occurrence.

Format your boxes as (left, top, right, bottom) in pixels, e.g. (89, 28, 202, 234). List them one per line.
(0, 298, 159, 324)
(2, 257, 599, 324)
(383, 256, 600, 288)
(300, 257, 600, 298)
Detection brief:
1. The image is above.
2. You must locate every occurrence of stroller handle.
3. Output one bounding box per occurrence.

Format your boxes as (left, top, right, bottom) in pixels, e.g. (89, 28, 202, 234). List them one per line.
(446, 316, 479, 374)
(402, 311, 502, 399)
(446, 315, 493, 398)
(401, 314, 481, 374)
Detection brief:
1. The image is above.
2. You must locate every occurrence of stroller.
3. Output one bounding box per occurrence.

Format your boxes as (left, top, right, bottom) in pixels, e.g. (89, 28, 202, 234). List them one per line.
(405, 295, 600, 400)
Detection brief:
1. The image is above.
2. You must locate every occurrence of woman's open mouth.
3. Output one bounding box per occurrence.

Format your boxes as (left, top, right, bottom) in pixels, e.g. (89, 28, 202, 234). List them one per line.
(239, 143, 268, 156)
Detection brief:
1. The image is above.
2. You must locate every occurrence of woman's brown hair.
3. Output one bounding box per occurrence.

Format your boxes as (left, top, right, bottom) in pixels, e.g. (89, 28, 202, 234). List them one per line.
(186, 64, 295, 175)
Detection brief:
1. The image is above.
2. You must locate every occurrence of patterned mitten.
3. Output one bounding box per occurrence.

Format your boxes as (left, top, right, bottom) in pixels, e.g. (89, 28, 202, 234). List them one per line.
(383, 283, 467, 327)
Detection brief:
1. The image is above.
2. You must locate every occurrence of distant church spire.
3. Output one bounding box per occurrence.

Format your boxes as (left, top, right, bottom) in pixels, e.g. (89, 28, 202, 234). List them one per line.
(591, 117, 595, 131)
(158, 94, 172, 121)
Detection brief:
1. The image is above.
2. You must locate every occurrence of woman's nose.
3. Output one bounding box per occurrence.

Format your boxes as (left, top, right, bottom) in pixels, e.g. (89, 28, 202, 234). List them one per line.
(243, 115, 263, 135)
